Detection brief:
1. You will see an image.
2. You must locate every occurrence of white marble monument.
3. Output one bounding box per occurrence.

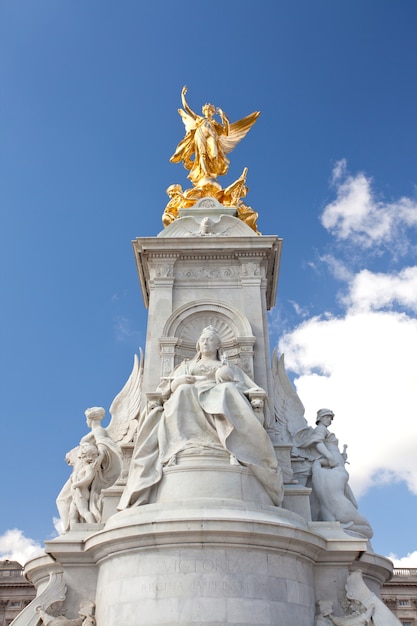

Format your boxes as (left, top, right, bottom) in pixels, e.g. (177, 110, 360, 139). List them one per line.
(15, 88, 399, 626)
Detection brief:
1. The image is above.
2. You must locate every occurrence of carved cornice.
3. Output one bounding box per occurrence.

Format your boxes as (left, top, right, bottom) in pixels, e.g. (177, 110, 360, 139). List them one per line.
(132, 236, 281, 309)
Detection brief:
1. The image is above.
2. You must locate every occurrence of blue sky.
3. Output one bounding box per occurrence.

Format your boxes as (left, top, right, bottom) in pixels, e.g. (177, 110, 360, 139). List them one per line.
(1, 0, 417, 565)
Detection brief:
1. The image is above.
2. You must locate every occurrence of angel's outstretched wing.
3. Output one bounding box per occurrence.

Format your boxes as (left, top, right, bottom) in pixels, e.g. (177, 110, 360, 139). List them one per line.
(219, 111, 260, 154)
(106, 350, 144, 444)
(272, 348, 308, 443)
(178, 108, 198, 133)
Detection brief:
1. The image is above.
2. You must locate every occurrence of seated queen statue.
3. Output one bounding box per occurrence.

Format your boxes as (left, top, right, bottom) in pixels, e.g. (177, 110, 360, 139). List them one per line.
(119, 326, 283, 509)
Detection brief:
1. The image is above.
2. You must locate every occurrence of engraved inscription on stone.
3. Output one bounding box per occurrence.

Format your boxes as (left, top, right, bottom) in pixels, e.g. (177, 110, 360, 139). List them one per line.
(163, 557, 242, 574)
(134, 556, 263, 599)
(138, 578, 251, 597)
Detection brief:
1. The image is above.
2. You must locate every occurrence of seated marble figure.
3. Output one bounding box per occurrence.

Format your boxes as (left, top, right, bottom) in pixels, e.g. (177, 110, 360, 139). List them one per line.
(119, 326, 283, 508)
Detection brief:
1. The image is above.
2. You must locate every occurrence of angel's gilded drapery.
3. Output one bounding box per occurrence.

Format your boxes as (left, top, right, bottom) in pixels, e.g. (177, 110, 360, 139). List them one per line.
(170, 86, 260, 186)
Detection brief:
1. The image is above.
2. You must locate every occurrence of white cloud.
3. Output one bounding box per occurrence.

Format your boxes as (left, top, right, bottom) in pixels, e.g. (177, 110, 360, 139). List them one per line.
(53, 517, 64, 536)
(0, 529, 44, 566)
(321, 159, 417, 252)
(388, 551, 417, 568)
(279, 165, 417, 503)
(279, 307, 417, 498)
(289, 300, 311, 318)
(113, 315, 140, 342)
(320, 254, 353, 282)
(344, 266, 417, 313)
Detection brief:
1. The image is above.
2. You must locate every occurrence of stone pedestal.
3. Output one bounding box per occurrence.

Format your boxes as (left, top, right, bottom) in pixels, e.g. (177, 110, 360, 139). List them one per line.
(28, 499, 392, 626)
(93, 506, 317, 626)
(153, 449, 276, 506)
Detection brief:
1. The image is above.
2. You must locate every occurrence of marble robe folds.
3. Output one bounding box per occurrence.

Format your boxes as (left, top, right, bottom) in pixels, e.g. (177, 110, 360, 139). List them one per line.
(119, 359, 283, 509)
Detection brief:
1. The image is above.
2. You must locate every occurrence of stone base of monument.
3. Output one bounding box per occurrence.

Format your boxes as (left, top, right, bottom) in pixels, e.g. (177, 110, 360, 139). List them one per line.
(27, 496, 392, 626)
(21, 448, 393, 626)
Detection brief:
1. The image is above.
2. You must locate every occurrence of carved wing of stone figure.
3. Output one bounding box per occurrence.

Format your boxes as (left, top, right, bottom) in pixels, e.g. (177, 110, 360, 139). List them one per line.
(10, 571, 66, 626)
(219, 111, 261, 154)
(345, 571, 402, 625)
(106, 350, 144, 445)
(272, 348, 308, 442)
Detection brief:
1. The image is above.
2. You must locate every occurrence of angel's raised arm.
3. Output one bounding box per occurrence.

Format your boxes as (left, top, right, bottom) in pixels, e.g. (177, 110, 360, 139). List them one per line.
(176, 85, 197, 119)
(181, 86, 197, 119)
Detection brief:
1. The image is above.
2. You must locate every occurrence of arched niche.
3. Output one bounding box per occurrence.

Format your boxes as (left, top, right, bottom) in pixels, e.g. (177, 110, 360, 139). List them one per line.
(159, 300, 256, 378)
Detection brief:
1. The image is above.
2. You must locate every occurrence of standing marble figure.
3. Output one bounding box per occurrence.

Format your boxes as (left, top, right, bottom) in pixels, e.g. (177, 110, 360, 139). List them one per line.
(294, 408, 373, 538)
(57, 407, 122, 532)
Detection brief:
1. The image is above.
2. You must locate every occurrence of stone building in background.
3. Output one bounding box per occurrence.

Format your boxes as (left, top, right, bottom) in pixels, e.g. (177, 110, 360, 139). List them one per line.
(381, 568, 417, 626)
(0, 561, 35, 626)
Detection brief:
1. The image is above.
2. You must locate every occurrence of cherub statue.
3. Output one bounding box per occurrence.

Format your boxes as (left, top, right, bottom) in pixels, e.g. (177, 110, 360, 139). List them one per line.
(56, 407, 122, 531)
(170, 86, 260, 187)
(162, 184, 186, 227)
(56, 353, 143, 532)
(68, 442, 101, 526)
(162, 184, 200, 226)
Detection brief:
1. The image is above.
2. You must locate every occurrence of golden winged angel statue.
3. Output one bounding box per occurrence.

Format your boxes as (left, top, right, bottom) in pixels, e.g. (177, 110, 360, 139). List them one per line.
(170, 86, 260, 188)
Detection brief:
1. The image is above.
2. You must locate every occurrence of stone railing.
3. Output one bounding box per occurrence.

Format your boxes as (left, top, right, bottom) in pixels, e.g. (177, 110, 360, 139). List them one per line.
(393, 568, 417, 577)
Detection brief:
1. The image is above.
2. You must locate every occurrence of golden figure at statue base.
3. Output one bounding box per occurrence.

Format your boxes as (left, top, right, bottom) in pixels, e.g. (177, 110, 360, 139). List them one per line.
(219, 167, 260, 234)
(162, 168, 260, 234)
(164, 87, 261, 234)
